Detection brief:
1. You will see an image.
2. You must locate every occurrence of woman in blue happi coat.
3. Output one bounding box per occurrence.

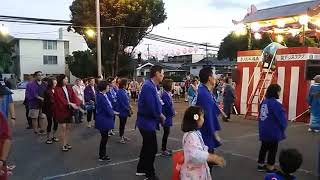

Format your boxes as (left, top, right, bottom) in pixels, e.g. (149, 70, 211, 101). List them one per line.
(257, 84, 287, 172)
(308, 75, 320, 132)
(95, 80, 119, 161)
(160, 79, 175, 156)
(106, 77, 118, 136)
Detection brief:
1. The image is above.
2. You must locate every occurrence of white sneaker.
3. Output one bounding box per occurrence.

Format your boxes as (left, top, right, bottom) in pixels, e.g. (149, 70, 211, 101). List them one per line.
(308, 128, 313, 132)
(315, 129, 320, 133)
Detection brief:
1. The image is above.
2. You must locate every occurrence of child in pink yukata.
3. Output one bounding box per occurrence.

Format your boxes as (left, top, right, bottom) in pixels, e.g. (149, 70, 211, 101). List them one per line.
(180, 106, 225, 180)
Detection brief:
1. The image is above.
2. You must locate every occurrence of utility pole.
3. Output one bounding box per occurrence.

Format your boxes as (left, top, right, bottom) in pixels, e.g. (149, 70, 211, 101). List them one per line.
(96, 0, 102, 77)
(146, 44, 151, 61)
(204, 42, 209, 65)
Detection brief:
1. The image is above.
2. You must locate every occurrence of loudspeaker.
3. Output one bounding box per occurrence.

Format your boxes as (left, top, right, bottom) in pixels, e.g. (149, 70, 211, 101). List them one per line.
(305, 60, 320, 80)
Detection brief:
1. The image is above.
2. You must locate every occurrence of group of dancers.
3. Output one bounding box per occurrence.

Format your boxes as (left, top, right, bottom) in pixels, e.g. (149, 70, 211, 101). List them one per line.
(0, 67, 319, 180)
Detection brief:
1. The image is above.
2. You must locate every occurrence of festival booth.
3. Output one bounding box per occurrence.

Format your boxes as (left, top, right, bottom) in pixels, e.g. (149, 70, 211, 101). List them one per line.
(235, 47, 320, 122)
(232, 1, 320, 122)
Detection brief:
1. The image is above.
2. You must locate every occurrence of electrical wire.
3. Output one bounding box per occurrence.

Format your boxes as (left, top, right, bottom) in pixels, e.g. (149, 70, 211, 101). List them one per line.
(0, 15, 221, 49)
(147, 34, 219, 48)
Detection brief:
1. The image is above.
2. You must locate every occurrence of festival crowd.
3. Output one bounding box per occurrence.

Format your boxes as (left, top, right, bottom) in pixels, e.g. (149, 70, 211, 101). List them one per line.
(0, 67, 319, 180)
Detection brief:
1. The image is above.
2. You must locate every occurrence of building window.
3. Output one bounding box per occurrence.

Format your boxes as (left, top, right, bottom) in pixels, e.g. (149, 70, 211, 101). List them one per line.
(43, 40, 57, 50)
(43, 56, 58, 65)
(64, 41, 69, 55)
(192, 66, 197, 69)
(140, 71, 144, 76)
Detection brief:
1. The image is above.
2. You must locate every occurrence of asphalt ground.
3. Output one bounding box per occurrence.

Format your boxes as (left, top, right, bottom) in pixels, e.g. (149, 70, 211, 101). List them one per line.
(7, 100, 318, 180)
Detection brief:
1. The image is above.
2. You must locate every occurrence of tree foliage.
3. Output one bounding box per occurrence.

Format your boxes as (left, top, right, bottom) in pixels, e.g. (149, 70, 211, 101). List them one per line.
(0, 34, 14, 73)
(69, 0, 167, 76)
(218, 32, 318, 60)
(66, 50, 97, 79)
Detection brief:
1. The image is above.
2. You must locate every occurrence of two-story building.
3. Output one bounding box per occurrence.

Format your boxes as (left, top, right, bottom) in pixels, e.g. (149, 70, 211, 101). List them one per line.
(14, 38, 68, 80)
(13, 28, 88, 81)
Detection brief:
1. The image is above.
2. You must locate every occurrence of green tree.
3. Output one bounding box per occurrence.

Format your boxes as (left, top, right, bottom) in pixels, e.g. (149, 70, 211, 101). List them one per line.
(0, 34, 14, 73)
(217, 32, 249, 61)
(69, 0, 167, 76)
(66, 50, 98, 79)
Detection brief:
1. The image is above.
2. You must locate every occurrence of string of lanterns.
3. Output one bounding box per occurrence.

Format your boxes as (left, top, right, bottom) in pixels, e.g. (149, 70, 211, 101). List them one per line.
(124, 46, 201, 57)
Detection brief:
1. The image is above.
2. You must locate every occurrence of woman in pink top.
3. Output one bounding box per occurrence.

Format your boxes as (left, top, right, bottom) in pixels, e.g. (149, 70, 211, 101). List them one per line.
(180, 106, 225, 180)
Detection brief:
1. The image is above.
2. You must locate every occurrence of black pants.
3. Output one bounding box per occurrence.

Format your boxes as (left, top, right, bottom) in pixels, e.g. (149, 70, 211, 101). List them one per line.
(119, 116, 128, 137)
(258, 141, 279, 165)
(223, 102, 233, 119)
(25, 105, 32, 127)
(162, 126, 170, 151)
(137, 129, 157, 178)
(46, 113, 58, 133)
(99, 130, 109, 158)
(87, 109, 96, 122)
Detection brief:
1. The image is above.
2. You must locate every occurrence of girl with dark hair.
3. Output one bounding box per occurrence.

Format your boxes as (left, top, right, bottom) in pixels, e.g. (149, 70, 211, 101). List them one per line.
(161, 79, 175, 156)
(43, 77, 59, 144)
(180, 106, 225, 180)
(95, 81, 119, 161)
(257, 84, 288, 172)
(116, 78, 132, 144)
(53, 74, 81, 152)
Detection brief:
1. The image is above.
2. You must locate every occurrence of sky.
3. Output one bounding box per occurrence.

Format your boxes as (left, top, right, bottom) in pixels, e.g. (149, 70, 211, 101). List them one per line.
(0, 0, 308, 58)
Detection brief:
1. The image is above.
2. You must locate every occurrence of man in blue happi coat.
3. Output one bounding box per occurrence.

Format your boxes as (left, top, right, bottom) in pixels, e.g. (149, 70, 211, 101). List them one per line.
(136, 65, 166, 180)
(196, 67, 222, 170)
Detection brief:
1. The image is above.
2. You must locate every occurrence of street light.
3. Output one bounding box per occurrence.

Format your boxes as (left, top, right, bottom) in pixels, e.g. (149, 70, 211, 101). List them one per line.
(0, 24, 9, 35)
(85, 29, 96, 37)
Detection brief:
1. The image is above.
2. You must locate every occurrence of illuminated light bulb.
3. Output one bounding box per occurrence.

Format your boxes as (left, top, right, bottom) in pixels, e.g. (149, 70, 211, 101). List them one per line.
(315, 19, 320, 26)
(276, 35, 284, 43)
(254, 33, 262, 40)
(85, 29, 95, 37)
(251, 22, 260, 32)
(289, 29, 299, 37)
(277, 20, 286, 28)
(299, 15, 309, 25)
(0, 25, 9, 35)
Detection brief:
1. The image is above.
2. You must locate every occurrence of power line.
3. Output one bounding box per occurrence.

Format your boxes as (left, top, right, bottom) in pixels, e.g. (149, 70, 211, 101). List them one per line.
(145, 36, 218, 51)
(0, 15, 232, 30)
(147, 34, 219, 48)
(0, 15, 70, 23)
(0, 15, 220, 50)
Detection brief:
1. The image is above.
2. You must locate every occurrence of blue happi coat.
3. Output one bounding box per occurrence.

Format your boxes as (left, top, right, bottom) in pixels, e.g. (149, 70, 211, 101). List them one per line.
(161, 91, 175, 127)
(116, 88, 130, 118)
(259, 98, 287, 142)
(264, 172, 296, 180)
(196, 83, 221, 149)
(136, 80, 162, 131)
(95, 92, 115, 131)
(107, 86, 118, 111)
(307, 83, 320, 130)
